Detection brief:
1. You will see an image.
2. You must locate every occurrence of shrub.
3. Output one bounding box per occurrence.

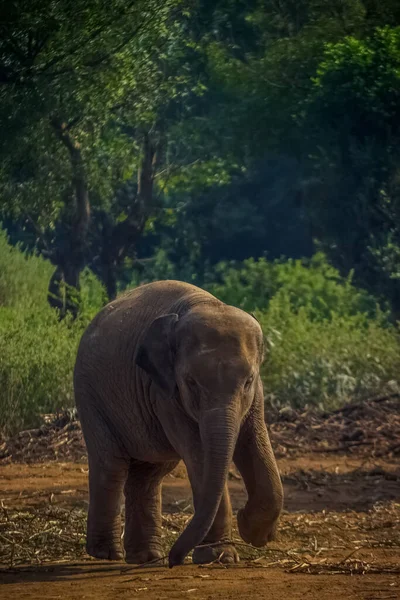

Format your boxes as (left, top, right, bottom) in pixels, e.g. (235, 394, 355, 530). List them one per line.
(79, 267, 108, 321)
(208, 253, 388, 321)
(0, 228, 106, 317)
(257, 292, 400, 410)
(0, 228, 53, 310)
(0, 229, 105, 435)
(0, 307, 83, 435)
(1, 227, 399, 433)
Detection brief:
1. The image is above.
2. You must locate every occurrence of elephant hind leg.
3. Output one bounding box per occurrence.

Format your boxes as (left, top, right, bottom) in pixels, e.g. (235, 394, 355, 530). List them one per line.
(77, 394, 129, 561)
(124, 460, 179, 564)
(86, 453, 129, 560)
(192, 484, 239, 565)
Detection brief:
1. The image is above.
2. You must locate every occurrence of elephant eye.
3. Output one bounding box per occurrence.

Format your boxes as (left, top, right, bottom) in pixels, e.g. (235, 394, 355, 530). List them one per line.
(244, 374, 255, 390)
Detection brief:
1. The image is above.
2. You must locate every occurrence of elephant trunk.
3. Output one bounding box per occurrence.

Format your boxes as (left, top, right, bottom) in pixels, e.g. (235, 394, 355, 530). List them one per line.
(168, 406, 238, 567)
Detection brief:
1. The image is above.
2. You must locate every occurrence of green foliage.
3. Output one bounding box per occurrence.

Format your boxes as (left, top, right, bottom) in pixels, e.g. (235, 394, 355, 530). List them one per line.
(125, 249, 178, 290)
(0, 0, 191, 308)
(208, 253, 386, 321)
(0, 229, 105, 435)
(0, 307, 81, 436)
(3, 1, 400, 313)
(0, 228, 53, 310)
(121, 248, 201, 292)
(300, 25, 400, 308)
(79, 268, 108, 320)
(310, 26, 400, 136)
(258, 297, 400, 410)
(1, 229, 399, 434)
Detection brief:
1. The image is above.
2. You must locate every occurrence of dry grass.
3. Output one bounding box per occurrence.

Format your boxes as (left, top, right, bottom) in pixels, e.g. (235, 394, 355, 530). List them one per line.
(0, 503, 87, 568)
(1, 500, 399, 576)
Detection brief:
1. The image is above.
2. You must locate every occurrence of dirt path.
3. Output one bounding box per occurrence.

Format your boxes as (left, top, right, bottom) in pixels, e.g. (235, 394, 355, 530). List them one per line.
(1, 455, 399, 599)
(2, 561, 399, 600)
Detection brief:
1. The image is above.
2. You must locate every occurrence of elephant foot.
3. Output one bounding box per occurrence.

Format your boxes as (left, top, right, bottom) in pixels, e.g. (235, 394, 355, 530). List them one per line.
(86, 542, 124, 561)
(125, 548, 164, 565)
(192, 543, 239, 565)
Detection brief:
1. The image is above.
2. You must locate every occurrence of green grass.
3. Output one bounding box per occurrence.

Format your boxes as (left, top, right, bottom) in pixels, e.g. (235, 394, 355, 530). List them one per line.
(0, 229, 105, 435)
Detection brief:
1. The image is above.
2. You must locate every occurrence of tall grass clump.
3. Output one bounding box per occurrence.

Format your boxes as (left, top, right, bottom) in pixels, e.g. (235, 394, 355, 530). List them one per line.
(0, 229, 105, 435)
(0, 229, 54, 310)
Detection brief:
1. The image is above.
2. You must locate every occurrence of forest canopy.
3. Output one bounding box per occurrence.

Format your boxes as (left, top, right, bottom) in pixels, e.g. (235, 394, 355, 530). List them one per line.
(1, 0, 400, 310)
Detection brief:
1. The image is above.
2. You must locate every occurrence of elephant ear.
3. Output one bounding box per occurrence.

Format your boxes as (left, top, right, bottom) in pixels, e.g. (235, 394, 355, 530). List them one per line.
(135, 313, 179, 397)
(250, 311, 265, 362)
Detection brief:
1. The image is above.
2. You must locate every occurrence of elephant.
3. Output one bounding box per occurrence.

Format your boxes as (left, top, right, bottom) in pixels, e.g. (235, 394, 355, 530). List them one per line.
(73, 280, 283, 568)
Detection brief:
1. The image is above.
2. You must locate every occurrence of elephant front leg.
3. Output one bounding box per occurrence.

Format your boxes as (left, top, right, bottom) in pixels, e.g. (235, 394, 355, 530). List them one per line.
(233, 381, 284, 547)
(124, 460, 178, 564)
(192, 483, 239, 564)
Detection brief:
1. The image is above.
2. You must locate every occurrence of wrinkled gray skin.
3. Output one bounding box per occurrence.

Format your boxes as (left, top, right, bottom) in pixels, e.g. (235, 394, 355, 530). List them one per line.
(74, 281, 283, 568)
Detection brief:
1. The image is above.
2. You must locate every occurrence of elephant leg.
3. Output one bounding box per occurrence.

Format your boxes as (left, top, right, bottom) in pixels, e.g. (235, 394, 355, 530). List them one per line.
(233, 381, 283, 547)
(192, 483, 239, 564)
(76, 393, 129, 561)
(86, 454, 129, 560)
(124, 460, 178, 564)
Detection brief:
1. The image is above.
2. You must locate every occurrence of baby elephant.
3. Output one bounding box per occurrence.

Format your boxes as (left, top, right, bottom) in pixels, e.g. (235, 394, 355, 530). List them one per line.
(74, 280, 283, 567)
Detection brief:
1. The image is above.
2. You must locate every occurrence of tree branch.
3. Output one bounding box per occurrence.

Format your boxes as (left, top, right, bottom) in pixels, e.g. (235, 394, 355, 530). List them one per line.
(0, 1, 148, 85)
(51, 118, 90, 240)
(36, 0, 140, 73)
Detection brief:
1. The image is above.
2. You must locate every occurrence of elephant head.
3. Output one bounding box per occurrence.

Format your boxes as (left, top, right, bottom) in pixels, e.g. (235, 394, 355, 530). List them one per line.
(136, 303, 282, 567)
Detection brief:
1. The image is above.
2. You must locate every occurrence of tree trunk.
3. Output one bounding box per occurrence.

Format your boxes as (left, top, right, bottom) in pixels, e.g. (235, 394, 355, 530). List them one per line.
(95, 129, 162, 301)
(49, 119, 90, 318)
(137, 130, 158, 209)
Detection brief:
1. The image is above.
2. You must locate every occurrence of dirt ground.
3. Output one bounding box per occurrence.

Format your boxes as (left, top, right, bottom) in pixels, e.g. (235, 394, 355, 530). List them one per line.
(1, 452, 399, 600)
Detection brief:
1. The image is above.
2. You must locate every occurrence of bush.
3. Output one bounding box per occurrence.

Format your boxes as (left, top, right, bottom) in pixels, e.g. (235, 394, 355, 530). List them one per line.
(0, 229, 105, 435)
(207, 253, 388, 321)
(257, 293, 400, 410)
(120, 248, 201, 293)
(0, 228, 106, 317)
(0, 228, 53, 310)
(0, 308, 83, 435)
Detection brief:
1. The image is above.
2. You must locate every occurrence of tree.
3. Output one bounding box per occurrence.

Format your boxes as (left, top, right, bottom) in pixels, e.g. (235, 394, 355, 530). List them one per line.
(301, 26, 400, 312)
(147, 2, 400, 314)
(0, 0, 183, 312)
(2, 0, 400, 317)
